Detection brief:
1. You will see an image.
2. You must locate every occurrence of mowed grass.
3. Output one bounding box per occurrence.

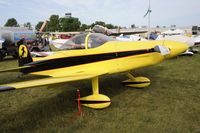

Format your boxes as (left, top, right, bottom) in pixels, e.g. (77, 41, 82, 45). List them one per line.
(0, 49, 200, 133)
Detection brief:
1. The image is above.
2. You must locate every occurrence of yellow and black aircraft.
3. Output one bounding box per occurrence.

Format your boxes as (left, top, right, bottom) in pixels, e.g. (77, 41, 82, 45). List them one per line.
(0, 33, 188, 109)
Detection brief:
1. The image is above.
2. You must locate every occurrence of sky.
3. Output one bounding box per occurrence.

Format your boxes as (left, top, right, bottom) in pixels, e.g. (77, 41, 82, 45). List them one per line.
(0, 0, 200, 28)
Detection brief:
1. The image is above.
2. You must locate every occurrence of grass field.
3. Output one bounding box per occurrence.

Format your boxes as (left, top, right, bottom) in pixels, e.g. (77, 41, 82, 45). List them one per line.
(0, 49, 200, 133)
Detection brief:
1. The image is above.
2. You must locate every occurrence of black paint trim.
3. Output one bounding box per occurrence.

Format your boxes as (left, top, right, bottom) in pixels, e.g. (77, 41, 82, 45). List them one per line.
(80, 100, 111, 104)
(0, 86, 16, 92)
(22, 49, 155, 74)
(122, 81, 150, 85)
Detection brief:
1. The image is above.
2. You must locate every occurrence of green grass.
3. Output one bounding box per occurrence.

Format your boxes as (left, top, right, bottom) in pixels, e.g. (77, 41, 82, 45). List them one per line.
(0, 49, 200, 133)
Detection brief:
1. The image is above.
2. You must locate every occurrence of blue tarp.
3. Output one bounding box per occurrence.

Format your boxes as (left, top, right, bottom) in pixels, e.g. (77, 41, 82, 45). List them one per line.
(149, 33, 158, 40)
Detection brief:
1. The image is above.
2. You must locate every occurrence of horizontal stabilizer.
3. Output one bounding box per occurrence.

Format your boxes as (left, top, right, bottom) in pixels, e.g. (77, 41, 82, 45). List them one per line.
(0, 66, 31, 73)
(0, 73, 103, 92)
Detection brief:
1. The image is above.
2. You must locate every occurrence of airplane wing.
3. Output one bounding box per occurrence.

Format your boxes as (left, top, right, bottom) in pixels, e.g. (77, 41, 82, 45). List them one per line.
(0, 70, 108, 92)
(92, 25, 147, 36)
(109, 31, 147, 36)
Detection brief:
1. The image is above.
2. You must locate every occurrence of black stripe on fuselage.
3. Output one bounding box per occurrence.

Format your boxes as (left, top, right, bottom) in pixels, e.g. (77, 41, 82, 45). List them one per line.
(21, 49, 155, 74)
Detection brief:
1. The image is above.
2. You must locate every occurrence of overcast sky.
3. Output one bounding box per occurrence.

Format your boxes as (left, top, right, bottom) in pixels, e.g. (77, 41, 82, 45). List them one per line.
(0, 0, 200, 28)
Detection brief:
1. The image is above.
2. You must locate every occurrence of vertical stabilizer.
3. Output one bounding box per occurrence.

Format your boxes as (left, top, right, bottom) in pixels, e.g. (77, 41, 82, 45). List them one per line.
(18, 45, 33, 66)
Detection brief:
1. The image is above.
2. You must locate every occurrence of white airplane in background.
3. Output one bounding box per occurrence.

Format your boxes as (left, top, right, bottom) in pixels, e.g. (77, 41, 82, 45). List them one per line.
(193, 35, 200, 45)
(156, 34, 194, 47)
(161, 29, 185, 35)
(49, 38, 70, 49)
(31, 51, 55, 57)
(156, 35, 195, 56)
(155, 29, 198, 55)
(116, 34, 147, 42)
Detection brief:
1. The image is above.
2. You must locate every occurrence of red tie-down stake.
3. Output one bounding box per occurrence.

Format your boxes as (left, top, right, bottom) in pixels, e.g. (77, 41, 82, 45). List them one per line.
(77, 89, 82, 115)
(69, 89, 83, 122)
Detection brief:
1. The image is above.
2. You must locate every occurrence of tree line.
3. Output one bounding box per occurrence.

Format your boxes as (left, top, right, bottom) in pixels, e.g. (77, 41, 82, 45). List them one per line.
(3, 14, 118, 32)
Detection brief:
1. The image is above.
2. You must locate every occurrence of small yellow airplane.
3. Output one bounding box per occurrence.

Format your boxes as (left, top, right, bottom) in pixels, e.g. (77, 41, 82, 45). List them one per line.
(0, 33, 188, 109)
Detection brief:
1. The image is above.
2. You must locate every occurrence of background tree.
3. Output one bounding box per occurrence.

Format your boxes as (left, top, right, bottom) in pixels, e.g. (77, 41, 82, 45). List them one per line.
(171, 25, 176, 28)
(131, 24, 136, 28)
(4, 18, 19, 27)
(24, 22, 32, 30)
(90, 21, 117, 29)
(59, 17, 81, 32)
(35, 14, 119, 32)
(35, 21, 44, 31)
(105, 24, 117, 29)
(48, 15, 60, 32)
(80, 24, 90, 31)
(91, 21, 106, 28)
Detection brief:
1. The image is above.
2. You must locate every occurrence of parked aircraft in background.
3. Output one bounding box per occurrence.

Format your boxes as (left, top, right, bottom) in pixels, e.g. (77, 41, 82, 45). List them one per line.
(149, 29, 198, 56)
(116, 34, 147, 41)
(92, 25, 147, 36)
(50, 38, 70, 49)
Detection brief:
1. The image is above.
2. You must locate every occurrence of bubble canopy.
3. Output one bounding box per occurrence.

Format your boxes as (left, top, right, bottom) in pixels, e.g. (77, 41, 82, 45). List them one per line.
(59, 33, 116, 50)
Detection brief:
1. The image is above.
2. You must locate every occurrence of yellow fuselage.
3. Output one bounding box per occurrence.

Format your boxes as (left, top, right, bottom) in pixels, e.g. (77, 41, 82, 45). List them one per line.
(31, 40, 188, 77)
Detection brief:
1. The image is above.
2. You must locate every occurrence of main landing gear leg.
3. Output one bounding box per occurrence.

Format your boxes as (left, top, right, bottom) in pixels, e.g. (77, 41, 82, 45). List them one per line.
(122, 72, 151, 88)
(80, 76, 111, 109)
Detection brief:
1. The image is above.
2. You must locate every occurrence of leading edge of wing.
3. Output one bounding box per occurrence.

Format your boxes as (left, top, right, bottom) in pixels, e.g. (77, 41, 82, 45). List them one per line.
(0, 71, 107, 92)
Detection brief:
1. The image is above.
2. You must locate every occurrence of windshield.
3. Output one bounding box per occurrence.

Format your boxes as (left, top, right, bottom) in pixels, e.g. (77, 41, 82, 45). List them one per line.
(59, 33, 115, 50)
(88, 33, 115, 48)
(59, 34, 86, 50)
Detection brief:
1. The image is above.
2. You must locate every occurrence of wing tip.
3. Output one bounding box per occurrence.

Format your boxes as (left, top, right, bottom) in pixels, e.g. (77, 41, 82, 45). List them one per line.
(0, 86, 16, 92)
